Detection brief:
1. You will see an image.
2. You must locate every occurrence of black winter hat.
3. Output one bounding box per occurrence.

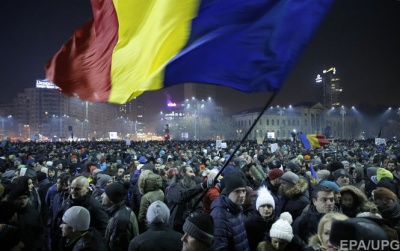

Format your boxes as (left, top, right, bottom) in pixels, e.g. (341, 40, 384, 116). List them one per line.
(7, 185, 30, 202)
(183, 213, 214, 246)
(224, 173, 246, 195)
(105, 182, 129, 203)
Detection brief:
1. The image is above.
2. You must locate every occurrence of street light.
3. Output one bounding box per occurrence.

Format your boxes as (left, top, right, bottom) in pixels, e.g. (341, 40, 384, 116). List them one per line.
(186, 97, 207, 140)
(340, 106, 346, 139)
(24, 124, 30, 140)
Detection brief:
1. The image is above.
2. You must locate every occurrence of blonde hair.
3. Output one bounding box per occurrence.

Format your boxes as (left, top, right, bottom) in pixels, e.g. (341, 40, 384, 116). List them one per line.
(316, 212, 348, 248)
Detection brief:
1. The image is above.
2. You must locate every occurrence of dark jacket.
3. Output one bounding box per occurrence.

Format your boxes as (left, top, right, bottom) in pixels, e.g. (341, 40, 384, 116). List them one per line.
(166, 180, 204, 233)
(59, 194, 109, 236)
(128, 223, 183, 251)
(293, 205, 325, 247)
(17, 204, 44, 251)
(210, 195, 250, 251)
(105, 201, 139, 251)
(256, 237, 305, 251)
(62, 228, 106, 251)
(277, 177, 310, 221)
(49, 189, 70, 251)
(245, 212, 276, 251)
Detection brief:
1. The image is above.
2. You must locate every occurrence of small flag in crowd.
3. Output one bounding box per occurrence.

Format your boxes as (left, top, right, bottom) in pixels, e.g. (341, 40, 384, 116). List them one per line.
(45, 0, 333, 104)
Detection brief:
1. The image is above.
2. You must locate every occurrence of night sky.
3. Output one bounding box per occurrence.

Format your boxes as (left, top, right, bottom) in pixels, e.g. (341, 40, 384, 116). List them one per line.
(1, 0, 399, 116)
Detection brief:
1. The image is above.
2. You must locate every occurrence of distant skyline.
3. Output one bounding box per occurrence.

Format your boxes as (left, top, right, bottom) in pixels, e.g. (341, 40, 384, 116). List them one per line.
(1, 0, 400, 116)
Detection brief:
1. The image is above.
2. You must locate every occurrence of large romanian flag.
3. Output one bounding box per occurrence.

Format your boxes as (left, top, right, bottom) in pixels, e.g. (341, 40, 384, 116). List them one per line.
(299, 133, 330, 149)
(45, 0, 333, 104)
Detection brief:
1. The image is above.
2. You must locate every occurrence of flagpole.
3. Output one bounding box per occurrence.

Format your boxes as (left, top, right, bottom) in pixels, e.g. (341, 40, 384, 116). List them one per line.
(190, 92, 278, 214)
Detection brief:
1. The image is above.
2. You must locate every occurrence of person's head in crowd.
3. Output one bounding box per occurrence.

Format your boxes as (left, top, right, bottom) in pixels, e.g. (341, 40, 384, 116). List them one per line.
(116, 166, 125, 178)
(279, 171, 300, 194)
(0, 224, 24, 251)
(327, 161, 344, 174)
(312, 184, 335, 214)
(70, 176, 90, 200)
(267, 212, 293, 251)
(179, 165, 196, 188)
(314, 212, 348, 251)
(182, 213, 214, 251)
(372, 187, 397, 210)
(60, 206, 90, 240)
(285, 161, 300, 174)
(341, 160, 350, 171)
(122, 171, 131, 183)
(244, 186, 257, 207)
(256, 186, 275, 219)
(329, 217, 389, 251)
(224, 172, 246, 205)
(48, 166, 56, 178)
(101, 181, 129, 206)
(7, 185, 30, 209)
(57, 172, 71, 192)
(268, 168, 284, 188)
(16, 176, 34, 192)
(386, 160, 396, 172)
(146, 200, 170, 226)
(319, 180, 341, 203)
(333, 169, 351, 187)
(96, 173, 112, 188)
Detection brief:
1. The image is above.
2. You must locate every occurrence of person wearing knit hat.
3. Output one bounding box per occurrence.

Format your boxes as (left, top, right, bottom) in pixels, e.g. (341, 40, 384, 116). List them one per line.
(182, 213, 214, 251)
(92, 173, 113, 203)
(61, 206, 107, 251)
(278, 171, 309, 221)
(269, 168, 284, 181)
(210, 172, 250, 250)
(376, 167, 393, 182)
(373, 187, 397, 207)
(257, 212, 304, 251)
(102, 182, 139, 250)
(333, 169, 351, 187)
(0, 224, 24, 250)
(128, 200, 183, 251)
(245, 186, 276, 251)
(281, 171, 299, 185)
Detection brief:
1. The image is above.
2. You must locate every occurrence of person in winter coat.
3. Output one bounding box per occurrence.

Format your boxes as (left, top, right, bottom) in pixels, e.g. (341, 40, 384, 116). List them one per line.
(7, 184, 44, 251)
(182, 213, 215, 251)
(351, 163, 365, 192)
(210, 172, 250, 251)
(245, 186, 277, 251)
(256, 212, 304, 251)
(277, 171, 309, 221)
(339, 185, 368, 218)
(372, 187, 400, 232)
(60, 206, 106, 251)
(101, 182, 139, 251)
(128, 200, 183, 251)
(260, 168, 284, 211)
(293, 184, 336, 247)
(202, 169, 222, 214)
(167, 165, 210, 233)
(91, 173, 112, 203)
(137, 169, 164, 233)
(56, 176, 109, 239)
(305, 212, 348, 251)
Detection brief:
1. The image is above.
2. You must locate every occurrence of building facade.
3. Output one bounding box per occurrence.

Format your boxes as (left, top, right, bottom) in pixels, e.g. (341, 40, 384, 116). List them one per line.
(232, 102, 361, 140)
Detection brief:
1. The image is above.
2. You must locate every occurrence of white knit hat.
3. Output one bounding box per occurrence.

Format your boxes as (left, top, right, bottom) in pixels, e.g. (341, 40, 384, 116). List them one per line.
(62, 206, 90, 231)
(256, 186, 275, 210)
(270, 212, 293, 242)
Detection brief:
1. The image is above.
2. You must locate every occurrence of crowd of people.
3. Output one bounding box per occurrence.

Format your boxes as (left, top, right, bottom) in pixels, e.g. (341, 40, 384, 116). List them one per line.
(0, 137, 400, 251)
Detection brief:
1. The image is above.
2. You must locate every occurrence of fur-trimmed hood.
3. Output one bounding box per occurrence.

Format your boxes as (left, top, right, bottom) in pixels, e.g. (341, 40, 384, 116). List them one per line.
(138, 169, 162, 195)
(339, 185, 368, 207)
(308, 234, 323, 250)
(282, 177, 308, 199)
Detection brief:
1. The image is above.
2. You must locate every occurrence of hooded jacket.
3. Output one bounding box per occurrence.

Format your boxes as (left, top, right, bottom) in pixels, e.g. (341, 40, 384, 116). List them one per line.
(339, 185, 368, 218)
(277, 177, 310, 221)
